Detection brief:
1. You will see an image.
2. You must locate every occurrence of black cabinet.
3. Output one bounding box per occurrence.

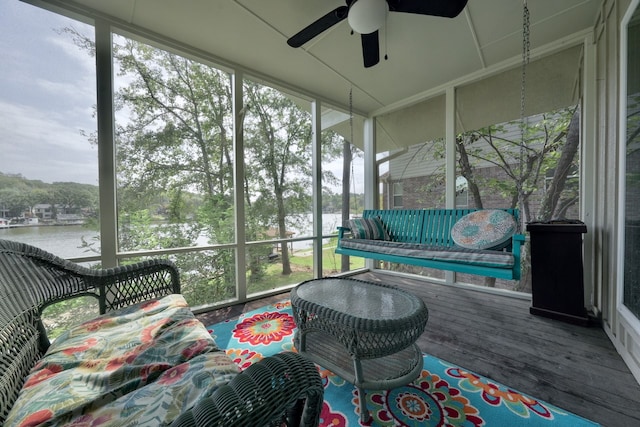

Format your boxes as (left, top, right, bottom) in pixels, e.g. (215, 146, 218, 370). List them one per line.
(526, 220, 589, 325)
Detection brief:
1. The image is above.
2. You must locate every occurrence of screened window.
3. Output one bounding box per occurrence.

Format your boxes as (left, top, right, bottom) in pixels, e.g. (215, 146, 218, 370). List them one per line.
(111, 33, 237, 305)
(393, 182, 404, 208)
(455, 176, 469, 207)
(0, 3, 99, 260)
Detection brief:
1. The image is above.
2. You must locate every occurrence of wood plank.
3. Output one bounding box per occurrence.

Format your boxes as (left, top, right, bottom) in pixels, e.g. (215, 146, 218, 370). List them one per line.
(356, 271, 640, 426)
(196, 270, 640, 426)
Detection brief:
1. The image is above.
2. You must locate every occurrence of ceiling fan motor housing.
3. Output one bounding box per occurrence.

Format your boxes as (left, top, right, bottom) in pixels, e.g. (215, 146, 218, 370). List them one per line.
(348, 0, 389, 34)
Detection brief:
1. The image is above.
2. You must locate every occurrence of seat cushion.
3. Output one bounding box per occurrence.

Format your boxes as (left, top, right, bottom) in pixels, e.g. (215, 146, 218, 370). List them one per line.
(5, 294, 238, 427)
(12, 353, 238, 427)
(451, 210, 517, 250)
(340, 239, 514, 268)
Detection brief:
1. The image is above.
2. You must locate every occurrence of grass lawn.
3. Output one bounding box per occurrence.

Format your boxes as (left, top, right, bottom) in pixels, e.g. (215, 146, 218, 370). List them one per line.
(247, 246, 365, 292)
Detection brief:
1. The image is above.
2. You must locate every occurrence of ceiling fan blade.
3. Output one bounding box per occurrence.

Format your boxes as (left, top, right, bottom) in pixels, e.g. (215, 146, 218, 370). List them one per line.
(287, 6, 349, 47)
(389, 0, 468, 18)
(361, 31, 380, 68)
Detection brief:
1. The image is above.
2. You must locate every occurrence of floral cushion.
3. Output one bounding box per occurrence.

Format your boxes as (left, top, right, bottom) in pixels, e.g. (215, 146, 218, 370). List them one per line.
(5, 294, 239, 427)
(348, 217, 391, 240)
(451, 209, 517, 250)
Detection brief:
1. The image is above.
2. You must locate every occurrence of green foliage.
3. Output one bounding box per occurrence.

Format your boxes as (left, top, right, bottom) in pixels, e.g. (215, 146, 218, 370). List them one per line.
(167, 188, 186, 222)
(177, 249, 237, 305)
(247, 245, 272, 283)
(455, 107, 578, 220)
(0, 172, 98, 218)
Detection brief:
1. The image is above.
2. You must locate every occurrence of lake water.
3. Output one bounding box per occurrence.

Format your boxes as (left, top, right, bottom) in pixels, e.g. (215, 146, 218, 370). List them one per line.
(0, 213, 346, 259)
(0, 225, 100, 259)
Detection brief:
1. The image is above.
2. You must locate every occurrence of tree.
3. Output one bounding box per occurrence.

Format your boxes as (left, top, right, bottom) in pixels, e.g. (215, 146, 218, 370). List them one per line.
(51, 182, 96, 214)
(66, 29, 343, 301)
(243, 83, 308, 275)
(243, 82, 343, 277)
(114, 38, 238, 297)
(0, 188, 29, 218)
(537, 108, 580, 220)
(456, 107, 577, 223)
(455, 107, 578, 289)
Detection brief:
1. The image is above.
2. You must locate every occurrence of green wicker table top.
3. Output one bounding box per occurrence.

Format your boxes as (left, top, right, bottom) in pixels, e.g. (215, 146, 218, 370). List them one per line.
(292, 277, 427, 322)
(291, 278, 429, 358)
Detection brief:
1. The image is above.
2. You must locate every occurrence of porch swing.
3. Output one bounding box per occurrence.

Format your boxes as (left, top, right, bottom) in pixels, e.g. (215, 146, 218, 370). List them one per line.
(335, 2, 531, 281)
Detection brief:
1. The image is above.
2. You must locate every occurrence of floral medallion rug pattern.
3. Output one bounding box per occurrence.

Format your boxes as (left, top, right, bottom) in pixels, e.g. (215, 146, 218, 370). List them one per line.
(207, 300, 599, 427)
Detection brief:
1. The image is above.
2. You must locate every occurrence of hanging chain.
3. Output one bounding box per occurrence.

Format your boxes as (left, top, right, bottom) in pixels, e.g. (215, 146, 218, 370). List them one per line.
(518, 0, 530, 222)
(349, 87, 354, 146)
(520, 1, 530, 127)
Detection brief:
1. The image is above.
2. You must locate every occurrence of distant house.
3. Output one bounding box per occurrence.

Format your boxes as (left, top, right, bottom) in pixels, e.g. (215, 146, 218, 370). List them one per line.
(32, 204, 54, 220)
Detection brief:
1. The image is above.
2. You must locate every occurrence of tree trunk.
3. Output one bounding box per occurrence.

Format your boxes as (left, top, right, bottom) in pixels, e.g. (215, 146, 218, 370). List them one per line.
(456, 138, 483, 209)
(277, 197, 292, 275)
(537, 108, 580, 221)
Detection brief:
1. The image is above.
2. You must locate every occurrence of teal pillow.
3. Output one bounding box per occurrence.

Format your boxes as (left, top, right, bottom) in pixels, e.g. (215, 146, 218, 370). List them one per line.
(451, 210, 516, 250)
(348, 217, 391, 240)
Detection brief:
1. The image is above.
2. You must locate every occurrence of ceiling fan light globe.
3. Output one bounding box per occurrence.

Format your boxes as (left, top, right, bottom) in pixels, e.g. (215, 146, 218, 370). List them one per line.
(348, 0, 388, 34)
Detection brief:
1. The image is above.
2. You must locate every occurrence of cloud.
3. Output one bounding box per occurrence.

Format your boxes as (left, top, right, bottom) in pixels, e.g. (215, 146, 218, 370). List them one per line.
(0, 3, 98, 185)
(48, 29, 95, 72)
(0, 101, 97, 185)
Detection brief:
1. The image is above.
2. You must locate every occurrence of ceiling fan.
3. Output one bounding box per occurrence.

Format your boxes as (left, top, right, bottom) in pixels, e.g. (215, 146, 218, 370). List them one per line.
(287, 0, 469, 68)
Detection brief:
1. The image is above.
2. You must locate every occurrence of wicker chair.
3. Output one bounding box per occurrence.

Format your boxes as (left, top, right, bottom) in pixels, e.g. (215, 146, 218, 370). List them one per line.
(0, 239, 323, 426)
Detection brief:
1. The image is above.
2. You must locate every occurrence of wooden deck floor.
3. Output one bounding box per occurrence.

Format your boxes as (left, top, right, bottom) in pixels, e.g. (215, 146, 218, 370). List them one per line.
(196, 270, 640, 427)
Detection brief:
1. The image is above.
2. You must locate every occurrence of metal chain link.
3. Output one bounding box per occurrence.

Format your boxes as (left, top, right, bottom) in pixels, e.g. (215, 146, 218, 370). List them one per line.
(349, 87, 354, 146)
(518, 0, 530, 220)
(520, 1, 530, 126)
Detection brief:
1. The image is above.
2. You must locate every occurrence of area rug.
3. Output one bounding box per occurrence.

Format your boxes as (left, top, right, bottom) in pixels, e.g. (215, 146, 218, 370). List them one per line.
(206, 300, 600, 427)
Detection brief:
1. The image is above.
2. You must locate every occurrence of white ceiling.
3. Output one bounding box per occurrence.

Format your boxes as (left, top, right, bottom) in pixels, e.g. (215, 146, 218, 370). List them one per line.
(29, 0, 602, 150)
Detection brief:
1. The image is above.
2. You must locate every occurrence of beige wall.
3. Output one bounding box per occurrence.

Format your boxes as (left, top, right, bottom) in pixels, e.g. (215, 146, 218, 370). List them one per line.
(593, 0, 640, 383)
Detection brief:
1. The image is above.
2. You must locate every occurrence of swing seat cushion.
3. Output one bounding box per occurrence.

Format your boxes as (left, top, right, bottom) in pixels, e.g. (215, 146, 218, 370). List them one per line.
(338, 239, 515, 268)
(451, 209, 517, 250)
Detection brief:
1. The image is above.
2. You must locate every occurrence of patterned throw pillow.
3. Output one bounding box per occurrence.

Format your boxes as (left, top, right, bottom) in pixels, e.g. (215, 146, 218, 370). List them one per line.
(451, 210, 517, 250)
(348, 217, 391, 240)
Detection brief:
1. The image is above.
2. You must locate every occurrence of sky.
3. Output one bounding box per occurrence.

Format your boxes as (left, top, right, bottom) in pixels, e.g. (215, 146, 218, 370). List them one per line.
(0, 1, 99, 185)
(0, 1, 366, 192)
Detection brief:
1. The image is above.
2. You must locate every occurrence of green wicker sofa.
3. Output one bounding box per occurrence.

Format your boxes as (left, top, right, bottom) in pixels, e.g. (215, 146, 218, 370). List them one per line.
(0, 239, 323, 427)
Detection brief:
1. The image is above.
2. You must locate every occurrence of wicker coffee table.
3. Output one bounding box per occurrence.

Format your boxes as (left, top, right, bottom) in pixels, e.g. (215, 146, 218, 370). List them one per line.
(290, 277, 429, 423)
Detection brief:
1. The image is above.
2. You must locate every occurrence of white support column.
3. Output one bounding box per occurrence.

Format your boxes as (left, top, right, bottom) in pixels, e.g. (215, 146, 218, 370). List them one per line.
(95, 20, 117, 268)
(445, 86, 457, 284)
(581, 34, 598, 313)
(312, 100, 323, 278)
(363, 117, 376, 270)
(445, 86, 456, 209)
(232, 71, 247, 301)
(364, 117, 377, 210)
